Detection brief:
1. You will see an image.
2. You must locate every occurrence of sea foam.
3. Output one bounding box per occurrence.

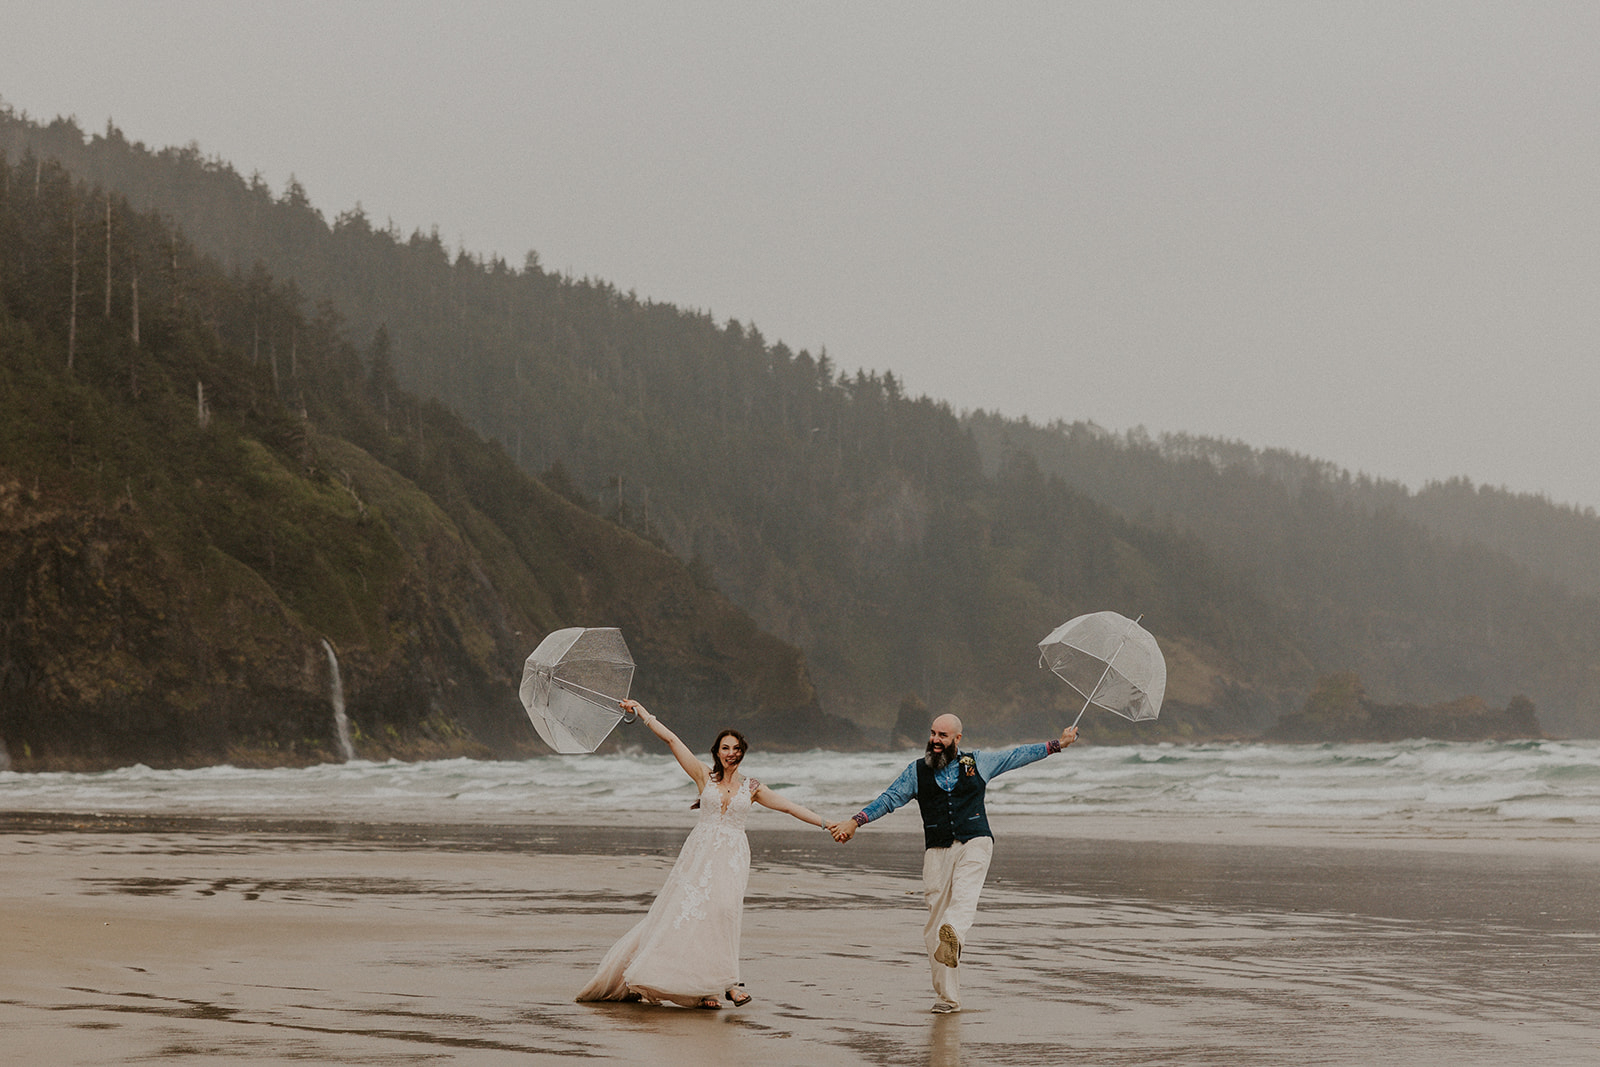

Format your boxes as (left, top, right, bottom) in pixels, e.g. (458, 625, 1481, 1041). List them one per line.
(3, 739, 1597, 825)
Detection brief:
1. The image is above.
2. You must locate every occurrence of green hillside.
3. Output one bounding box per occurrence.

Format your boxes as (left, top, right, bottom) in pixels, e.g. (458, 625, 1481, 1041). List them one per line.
(0, 151, 846, 771)
(5, 102, 1591, 748)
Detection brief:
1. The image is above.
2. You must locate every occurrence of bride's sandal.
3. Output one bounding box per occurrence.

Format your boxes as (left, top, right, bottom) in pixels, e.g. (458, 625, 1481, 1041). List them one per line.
(726, 988, 752, 1007)
(697, 996, 722, 1010)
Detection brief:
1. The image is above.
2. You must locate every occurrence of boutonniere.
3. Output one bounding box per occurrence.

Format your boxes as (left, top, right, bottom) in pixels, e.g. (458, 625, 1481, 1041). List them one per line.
(960, 755, 976, 776)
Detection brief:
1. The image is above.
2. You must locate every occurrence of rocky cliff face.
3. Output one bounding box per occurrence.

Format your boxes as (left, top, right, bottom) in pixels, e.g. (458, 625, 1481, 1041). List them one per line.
(0, 425, 850, 771)
(2, 477, 334, 767)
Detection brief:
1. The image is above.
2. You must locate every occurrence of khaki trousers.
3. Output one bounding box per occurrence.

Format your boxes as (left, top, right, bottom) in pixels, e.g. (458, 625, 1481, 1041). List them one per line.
(922, 835, 994, 1009)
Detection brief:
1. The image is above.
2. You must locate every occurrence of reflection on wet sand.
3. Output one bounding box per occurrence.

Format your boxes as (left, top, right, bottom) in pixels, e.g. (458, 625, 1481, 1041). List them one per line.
(927, 1013, 960, 1067)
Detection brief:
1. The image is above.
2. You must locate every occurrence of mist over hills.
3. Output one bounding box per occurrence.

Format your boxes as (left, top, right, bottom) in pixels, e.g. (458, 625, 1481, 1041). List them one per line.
(4, 102, 1598, 759)
(968, 418, 1600, 737)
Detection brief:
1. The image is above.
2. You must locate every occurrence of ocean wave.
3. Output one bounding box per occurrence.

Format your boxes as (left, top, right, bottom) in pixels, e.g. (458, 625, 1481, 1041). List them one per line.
(3, 739, 1597, 824)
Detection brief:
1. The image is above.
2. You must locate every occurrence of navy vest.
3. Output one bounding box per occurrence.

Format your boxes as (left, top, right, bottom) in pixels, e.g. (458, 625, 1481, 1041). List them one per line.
(916, 752, 992, 848)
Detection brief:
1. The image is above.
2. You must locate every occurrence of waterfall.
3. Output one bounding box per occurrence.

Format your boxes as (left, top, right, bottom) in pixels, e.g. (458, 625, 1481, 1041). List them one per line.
(320, 639, 357, 762)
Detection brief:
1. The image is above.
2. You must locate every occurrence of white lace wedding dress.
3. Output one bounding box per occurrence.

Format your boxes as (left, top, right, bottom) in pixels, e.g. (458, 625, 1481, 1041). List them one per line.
(575, 774, 756, 1006)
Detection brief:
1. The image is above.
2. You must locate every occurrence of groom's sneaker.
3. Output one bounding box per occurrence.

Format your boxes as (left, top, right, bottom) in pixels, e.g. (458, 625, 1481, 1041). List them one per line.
(934, 923, 961, 967)
(931, 1001, 959, 1014)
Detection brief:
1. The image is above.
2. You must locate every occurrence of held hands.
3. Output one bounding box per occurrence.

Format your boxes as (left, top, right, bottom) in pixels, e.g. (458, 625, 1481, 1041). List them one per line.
(826, 819, 858, 843)
(1059, 724, 1079, 748)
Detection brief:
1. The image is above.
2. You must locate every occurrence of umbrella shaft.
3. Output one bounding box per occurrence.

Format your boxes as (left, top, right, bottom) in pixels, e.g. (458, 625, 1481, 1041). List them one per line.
(1071, 660, 1115, 730)
(553, 677, 627, 715)
(1071, 614, 1141, 731)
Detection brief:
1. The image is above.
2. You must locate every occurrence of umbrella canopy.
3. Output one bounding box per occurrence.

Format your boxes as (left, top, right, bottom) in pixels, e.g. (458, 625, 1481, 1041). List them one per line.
(519, 627, 636, 753)
(1038, 611, 1166, 727)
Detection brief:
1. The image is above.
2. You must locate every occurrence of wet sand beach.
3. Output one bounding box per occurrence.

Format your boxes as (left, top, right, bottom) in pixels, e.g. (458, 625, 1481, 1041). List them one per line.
(3, 812, 1598, 1065)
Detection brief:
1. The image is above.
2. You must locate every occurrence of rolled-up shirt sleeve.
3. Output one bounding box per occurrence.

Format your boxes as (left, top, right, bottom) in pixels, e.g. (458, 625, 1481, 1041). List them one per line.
(975, 741, 1052, 781)
(854, 761, 919, 825)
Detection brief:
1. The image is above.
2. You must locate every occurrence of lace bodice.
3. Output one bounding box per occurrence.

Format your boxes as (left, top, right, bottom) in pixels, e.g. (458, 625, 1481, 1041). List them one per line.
(697, 773, 758, 829)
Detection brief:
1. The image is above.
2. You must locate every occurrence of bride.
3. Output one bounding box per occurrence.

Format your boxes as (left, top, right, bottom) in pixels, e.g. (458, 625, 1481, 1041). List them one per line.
(575, 699, 829, 1008)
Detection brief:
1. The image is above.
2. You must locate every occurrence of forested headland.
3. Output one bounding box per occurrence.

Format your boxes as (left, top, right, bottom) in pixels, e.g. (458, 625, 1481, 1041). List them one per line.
(4, 103, 1597, 768)
(0, 145, 848, 770)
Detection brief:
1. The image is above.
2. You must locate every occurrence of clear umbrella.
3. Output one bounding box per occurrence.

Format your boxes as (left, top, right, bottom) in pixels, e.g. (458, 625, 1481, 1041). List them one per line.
(1038, 612, 1166, 729)
(519, 627, 636, 753)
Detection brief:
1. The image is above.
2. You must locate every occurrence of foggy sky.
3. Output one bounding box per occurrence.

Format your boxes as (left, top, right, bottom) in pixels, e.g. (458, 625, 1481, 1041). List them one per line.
(7, 2, 1600, 510)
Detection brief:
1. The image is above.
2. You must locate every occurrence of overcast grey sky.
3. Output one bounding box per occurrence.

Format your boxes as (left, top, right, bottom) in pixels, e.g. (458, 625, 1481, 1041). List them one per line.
(7, 2, 1599, 510)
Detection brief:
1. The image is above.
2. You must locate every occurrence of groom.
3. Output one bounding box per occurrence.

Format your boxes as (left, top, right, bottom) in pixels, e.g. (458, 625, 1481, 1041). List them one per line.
(828, 714, 1078, 1013)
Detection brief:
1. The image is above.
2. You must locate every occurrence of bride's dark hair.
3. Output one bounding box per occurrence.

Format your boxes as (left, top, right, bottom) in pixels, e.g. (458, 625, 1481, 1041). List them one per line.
(690, 728, 749, 808)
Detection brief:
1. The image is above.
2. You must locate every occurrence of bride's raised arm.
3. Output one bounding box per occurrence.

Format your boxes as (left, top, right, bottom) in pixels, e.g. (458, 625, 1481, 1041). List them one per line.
(752, 783, 828, 829)
(623, 700, 708, 792)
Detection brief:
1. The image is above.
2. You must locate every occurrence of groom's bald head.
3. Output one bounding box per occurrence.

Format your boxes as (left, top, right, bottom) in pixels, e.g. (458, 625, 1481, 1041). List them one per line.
(925, 714, 962, 769)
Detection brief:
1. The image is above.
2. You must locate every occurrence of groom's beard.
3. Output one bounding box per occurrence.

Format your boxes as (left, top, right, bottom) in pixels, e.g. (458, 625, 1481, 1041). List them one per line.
(924, 741, 952, 770)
